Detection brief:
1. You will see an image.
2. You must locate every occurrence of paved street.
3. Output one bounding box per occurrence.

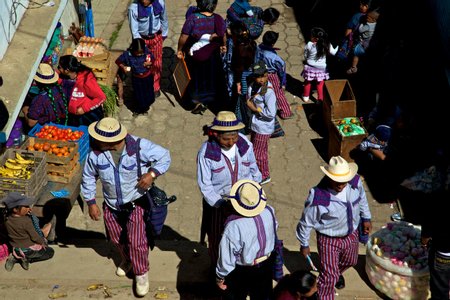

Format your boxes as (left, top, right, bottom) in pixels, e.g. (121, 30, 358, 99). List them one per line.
(0, 1, 395, 299)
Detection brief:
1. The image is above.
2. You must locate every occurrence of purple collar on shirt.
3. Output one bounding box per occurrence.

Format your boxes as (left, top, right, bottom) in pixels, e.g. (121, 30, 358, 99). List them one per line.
(92, 134, 138, 157)
(138, 0, 162, 17)
(311, 175, 360, 207)
(204, 136, 249, 161)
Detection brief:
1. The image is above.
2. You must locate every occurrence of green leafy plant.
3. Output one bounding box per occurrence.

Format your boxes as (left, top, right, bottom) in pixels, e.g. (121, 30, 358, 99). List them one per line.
(99, 84, 119, 118)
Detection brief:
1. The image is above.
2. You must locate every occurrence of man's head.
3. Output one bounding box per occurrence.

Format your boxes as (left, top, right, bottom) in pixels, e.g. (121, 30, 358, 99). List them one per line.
(320, 156, 358, 192)
(139, 0, 152, 7)
(228, 179, 267, 217)
(2, 192, 33, 215)
(209, 111, 245, 149)
(88, 117, 128, 151)
(262, 31, 279, 46)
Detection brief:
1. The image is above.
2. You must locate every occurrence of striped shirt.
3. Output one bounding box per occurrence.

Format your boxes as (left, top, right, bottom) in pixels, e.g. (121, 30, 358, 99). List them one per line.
(197, 133, 262, 207)
(81, 134, 171, 209)
(216, 206, 277, 278)
(296, 177, 371, 247)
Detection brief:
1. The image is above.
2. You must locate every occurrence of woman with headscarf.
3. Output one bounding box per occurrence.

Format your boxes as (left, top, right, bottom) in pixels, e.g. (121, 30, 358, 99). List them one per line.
(176, 0, 229, 115)
(58, 54, 106, 126)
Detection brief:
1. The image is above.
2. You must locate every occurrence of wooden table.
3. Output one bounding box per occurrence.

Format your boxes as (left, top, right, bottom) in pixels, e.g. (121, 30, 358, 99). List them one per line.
(31, 167, 82, 240)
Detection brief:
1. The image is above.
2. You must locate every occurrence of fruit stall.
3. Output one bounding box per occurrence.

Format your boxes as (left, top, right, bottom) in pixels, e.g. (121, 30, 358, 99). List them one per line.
(0, 122, 89, 240)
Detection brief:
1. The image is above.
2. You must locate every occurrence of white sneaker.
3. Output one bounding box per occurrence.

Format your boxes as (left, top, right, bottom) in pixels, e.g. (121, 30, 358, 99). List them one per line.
(135, 272, 149, 296)
(260, 177, 271, 185)
(116, 260, 132, 277)
(302, 96, 311, 103)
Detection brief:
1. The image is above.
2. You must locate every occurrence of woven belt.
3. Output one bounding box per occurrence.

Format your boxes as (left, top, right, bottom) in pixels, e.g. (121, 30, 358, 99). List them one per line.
(140, 30, 162, 40)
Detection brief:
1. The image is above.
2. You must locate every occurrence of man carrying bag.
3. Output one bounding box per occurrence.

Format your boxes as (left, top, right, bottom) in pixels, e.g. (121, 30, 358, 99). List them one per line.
(81, 117, 171, 297)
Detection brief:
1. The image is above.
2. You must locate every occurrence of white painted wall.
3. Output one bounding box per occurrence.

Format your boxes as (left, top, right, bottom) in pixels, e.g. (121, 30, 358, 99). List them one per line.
(0, 0, 29, 61)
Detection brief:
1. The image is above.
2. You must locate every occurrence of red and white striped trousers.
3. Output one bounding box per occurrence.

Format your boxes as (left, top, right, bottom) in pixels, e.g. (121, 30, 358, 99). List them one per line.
(103, 203, 149, 276)
(144, 34, 163, 93)
(268, 73, 292, 119)
(251, 132, 271, 179)
(317, 230, 359, 300)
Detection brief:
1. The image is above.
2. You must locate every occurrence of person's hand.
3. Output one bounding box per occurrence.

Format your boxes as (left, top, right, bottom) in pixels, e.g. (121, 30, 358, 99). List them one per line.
(88, 204, 101, 221)
(236, 82, 242, 95)
(143, 61, 152, 68)
(216, 278, 227, 290)
(22, 106, 29, 115)
(76, 107, 85, 115)
(136, 172, 155, 190)
(220, 45, 227, 54)
(300, 246, 310, 258)
(177, 50, 185, 59)
(362, 221, 372, 235)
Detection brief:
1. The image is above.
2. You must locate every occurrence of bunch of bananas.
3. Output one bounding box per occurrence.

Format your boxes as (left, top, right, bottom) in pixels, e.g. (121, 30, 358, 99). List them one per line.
(0, 153, 34, 179)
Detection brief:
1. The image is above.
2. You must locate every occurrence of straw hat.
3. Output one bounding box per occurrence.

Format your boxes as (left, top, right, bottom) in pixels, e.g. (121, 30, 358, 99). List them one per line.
(88, 117, 128, 143)
(210, 111, 245, 131)
(320, 156, 358, 183)
(34, 63, 58, 84)
(228, 179, 267, 217)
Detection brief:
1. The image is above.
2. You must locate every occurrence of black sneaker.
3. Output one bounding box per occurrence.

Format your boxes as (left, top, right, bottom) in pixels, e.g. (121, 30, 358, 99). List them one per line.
(20, 259, 29, 271)
(260, 177, 271, 185)
(335, 275, 345, 289)
(154, 90, 161, 98)
(4, 255, 17, 272)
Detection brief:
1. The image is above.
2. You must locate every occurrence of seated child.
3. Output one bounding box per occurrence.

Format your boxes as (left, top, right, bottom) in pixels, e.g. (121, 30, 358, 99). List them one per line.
(274, 270, 318, 300)
(2, 192, 54, 271)
(359, 124, 391, 160)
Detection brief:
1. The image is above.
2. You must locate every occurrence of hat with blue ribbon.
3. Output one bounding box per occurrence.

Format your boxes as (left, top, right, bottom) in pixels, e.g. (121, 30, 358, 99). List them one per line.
(210, 111, 245, 131)
(88, 117, 128, 143)
(228, 179, 267, 217)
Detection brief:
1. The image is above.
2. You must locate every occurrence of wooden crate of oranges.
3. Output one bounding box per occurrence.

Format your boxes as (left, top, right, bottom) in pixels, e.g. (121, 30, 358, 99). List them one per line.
(21, 137, 78, 165)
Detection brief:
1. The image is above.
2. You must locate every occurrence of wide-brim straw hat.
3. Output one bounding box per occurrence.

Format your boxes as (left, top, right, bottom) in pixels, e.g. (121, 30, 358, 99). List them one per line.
(320, 156, 358, 183)
(88, 117, 128, 143)
(229, 179, 267, 217)
(210, 111, 245, 131)
(34, 63, 59, 84)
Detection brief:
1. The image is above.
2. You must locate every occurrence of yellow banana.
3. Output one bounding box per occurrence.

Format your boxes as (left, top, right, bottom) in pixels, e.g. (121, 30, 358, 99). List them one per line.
(15, 152, 34, 164)
(4, 161, 23, 170)
(87, 284, 104, 291)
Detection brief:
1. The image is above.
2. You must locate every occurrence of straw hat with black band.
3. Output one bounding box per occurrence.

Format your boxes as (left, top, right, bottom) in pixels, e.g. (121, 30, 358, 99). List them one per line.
(88, 117, 128, 143)
(34, 63, 59, 84)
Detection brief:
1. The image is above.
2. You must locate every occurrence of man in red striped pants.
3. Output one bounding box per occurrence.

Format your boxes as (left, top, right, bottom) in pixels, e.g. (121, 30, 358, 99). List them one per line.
(129, 0, 169, 97)
(296, 156, 372, 300)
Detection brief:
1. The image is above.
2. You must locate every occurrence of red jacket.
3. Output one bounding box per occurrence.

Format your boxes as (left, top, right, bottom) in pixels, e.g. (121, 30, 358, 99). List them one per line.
(68, 70, 105, 114)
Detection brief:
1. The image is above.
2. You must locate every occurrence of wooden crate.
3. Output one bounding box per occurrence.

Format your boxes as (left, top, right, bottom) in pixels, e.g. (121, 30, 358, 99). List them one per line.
(47, 161, 81, 184)
(0, 149, 48, 198)
(47, 152, 80, 173)
(21, 137, 78, 165)
(328, 120, 368, 162)
(323, 80, 357, 127)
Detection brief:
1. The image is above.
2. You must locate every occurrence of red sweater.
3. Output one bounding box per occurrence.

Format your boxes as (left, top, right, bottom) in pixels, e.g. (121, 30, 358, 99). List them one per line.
(68, 70, 105, 114)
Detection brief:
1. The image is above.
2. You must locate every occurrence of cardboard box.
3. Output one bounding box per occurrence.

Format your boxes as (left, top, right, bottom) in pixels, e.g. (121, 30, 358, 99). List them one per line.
(328, 120, 367, 162)
(323, 80, 356, 125)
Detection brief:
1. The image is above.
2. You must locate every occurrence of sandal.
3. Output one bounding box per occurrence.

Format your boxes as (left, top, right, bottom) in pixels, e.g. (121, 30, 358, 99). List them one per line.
(346, 66, 358, 74)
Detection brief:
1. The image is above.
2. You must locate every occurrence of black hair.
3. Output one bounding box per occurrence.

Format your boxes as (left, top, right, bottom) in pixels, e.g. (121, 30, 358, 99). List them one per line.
(262, 31, 279, 46)
(196, 0, 217, 13)
(274, 270, 317, 298)
(310, 27, 329, 60)
(129, 38, 146, 54)
(230, 21, 251, 44)
(261, 7, 280, 25)
(0, 76, 3, 87)
(58, 55, 91, 73)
